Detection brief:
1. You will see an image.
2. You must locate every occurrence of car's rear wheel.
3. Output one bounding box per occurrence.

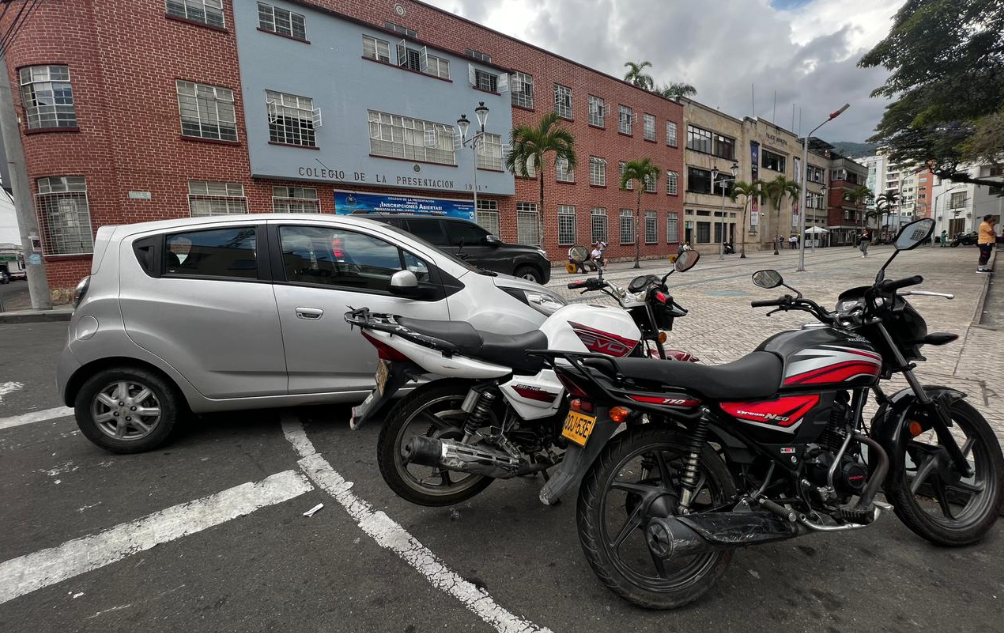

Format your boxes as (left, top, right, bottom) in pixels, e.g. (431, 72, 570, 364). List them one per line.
(74, 367, 181, 453)
(514, 265, 542, 284)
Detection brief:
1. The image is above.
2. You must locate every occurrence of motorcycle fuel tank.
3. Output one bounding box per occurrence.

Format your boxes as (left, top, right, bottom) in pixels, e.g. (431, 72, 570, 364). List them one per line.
(541, 303, 642, 357)
(756, 327, 882, 391)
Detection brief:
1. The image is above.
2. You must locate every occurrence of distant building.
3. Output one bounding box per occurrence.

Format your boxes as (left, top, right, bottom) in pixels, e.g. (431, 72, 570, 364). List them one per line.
(931, 165, 1003, 238)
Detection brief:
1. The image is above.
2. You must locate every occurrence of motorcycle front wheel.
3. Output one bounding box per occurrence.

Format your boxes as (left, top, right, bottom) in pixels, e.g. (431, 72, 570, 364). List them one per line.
(377, 379, 496, 507)
(576, 426, 737, 610)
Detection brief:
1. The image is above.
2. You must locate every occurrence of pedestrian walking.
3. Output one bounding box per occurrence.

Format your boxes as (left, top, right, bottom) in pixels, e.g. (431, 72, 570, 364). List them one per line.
(789, 235, 798, 250)
(977, 215, 996, 273)
(940, 229, 948, 247)
(859, 229, 870, 258)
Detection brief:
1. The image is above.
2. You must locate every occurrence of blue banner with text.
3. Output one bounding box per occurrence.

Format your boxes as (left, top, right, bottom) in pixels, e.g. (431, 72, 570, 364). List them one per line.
(334, 190, 475, 220)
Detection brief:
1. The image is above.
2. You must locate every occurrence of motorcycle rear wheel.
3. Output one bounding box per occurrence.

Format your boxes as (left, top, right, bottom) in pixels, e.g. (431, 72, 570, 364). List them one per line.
(377, 379, 495, 507)
(577, 426, 737, 609)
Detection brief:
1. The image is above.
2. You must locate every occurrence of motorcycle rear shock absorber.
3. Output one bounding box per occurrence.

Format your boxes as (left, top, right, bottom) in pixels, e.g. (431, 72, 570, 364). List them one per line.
(460, 388, 496, 442)
(678, 418, 709, 512)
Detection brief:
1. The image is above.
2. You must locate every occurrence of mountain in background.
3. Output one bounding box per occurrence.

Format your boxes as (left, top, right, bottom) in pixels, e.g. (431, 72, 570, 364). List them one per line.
(829, 141, 879, 158)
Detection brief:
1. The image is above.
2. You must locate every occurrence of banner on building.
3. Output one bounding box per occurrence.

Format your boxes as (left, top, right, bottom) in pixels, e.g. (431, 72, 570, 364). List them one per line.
(792, 156, 801, 228)
(334, 190, 475, 220)
(750, 142, 760, 233)
(751, 210, 759, 227)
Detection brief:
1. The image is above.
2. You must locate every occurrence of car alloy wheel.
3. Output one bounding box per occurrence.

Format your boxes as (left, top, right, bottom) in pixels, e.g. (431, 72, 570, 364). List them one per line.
(91, 380, 162, 441)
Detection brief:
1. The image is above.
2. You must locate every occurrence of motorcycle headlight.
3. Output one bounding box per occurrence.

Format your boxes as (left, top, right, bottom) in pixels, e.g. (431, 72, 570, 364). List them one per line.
(502, 287, 566, 315)
(837, 299, 862, 313)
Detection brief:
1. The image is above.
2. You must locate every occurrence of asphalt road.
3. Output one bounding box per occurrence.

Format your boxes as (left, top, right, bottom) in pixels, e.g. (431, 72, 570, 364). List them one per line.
(0, 280, 30, 312)
(1, 247, 1002, 633)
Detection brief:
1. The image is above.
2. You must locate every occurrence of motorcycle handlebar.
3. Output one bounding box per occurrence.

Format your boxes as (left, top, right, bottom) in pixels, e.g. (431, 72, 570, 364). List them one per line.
(567, 281, 587, 289)
(751, 298, 786, 308)
(878, 275, 923, 293)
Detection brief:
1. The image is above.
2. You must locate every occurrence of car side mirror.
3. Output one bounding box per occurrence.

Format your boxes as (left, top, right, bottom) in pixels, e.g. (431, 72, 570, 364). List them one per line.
(484, 234, 501, 247)
(389, 270, 420, 297)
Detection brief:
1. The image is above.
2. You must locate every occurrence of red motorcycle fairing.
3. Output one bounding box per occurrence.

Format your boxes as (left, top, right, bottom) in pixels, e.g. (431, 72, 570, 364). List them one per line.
(757, 328, 882, 391)
(569, 321, 639, 357)
(627, 393, 702, 409)
(720, 395, 820, 433)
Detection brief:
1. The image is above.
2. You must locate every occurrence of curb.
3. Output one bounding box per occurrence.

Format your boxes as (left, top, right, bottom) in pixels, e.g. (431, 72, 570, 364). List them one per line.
(0, 308, 73, 324)
(972, 248, 998, 327)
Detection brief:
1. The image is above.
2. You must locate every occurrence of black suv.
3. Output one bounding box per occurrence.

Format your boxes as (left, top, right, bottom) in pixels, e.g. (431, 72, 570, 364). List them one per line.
(359, 213, 551, 284)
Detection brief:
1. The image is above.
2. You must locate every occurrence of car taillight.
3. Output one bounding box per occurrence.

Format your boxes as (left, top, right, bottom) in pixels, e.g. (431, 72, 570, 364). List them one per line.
(73, 275, 90, 308)
(556, 371, 590, 398)
(361, 331, 410, 362)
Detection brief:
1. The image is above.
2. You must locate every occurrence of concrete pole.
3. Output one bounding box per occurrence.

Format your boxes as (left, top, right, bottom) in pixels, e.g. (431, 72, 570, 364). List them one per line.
(0, 48, 51, 309)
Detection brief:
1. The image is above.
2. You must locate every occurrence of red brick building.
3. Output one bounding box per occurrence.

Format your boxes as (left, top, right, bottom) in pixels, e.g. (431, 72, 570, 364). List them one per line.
(3, 0, 685, 296)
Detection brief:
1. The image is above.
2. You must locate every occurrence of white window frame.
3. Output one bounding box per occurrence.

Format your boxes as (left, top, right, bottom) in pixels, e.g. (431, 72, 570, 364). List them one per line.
(272, 186, 320, 213)
(667, 171, 679, 196)
(426, 54, 450, 80)
(618, 105, 633, 135)
(166, 0, 224, 28)
(645, 211, 657, 244)
(368, 110, 456, 166)
(511, 72, 534, 109)
(35, 176, 93, 255)
(620, 161, 633, 190)
(644, 173, 656, 193)
(591, 208, 608, 244)
(643, 113, 656, 141)
(476, 199, 500, 236)
(666, 121, 678, 147)
(667, 212, 679, 243)
(516, 202, 539, 246)
(589, 157, 606, 187)
(19, 65, 76, 129)
(473, 68, 499, 93)
(619, 209, 635, 245)
(257, 2, 306, 40)
(362, 35, 391, 63)
(177, 80, 237, 141)
(266, 90, 317, 147)
(558, 205, 577, 246)
(476, 132, 504, 171)
(188, 180, 248, 217)
(556, 157, 574, 183)
(588, 95, 604, 127)
(554, 83, 572, 119)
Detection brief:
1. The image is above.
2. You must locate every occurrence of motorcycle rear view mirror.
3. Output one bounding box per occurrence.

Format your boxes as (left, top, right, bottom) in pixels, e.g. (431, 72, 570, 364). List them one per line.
(752, 269, 783, 289)
(675, 250, 700, 272)
(894, 218, 935, 251)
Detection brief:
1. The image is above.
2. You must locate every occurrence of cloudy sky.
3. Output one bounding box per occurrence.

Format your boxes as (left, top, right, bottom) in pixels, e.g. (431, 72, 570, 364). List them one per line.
(425, 0, 905, 143)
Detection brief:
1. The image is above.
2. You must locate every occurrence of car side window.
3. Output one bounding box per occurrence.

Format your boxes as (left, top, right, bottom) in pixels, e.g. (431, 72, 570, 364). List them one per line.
(164, 227, 257, 279)
(404, 219, 448, 246)
(280, 225, 429, 291)
(445, 221, 488, 247)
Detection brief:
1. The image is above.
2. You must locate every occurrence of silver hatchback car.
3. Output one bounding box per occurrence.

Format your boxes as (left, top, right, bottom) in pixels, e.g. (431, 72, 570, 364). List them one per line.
(57, 214, 564, 453)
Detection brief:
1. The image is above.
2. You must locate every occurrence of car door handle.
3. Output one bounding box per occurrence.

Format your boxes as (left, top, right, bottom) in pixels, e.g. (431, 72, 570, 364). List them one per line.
(295, 307, 324, 320)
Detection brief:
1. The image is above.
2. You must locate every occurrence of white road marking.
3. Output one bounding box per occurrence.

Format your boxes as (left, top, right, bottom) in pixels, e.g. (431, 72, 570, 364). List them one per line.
(0, 469, 313, 605)
(0, 406, 75, 431)
(0, 381, 24, 404)
(281, 416, 551, 633)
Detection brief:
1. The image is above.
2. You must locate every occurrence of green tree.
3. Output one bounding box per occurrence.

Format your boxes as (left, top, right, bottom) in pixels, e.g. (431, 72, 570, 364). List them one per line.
(623, 61, 654, 90)
(729, 180, 765, 259)
(859, 0, 1004, 186)
(657, 82, 697, 100)
(505, 112, 576, 246)
(843, 185, 874, 229)
(619, 158, 660, 268)
(763, 176, 801, 254)
(875, 190, 902, 235)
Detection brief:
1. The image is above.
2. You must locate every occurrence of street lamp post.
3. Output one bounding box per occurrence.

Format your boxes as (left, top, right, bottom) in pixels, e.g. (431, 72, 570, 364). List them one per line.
(711, 162, 740, 261)
(811, 183, 826, 255)
(457, 102, 490, 222)
(797, 104, 849, 272)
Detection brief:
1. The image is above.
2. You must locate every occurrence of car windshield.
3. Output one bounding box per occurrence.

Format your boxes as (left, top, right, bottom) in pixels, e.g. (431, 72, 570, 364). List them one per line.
(376, 221, 482, 274)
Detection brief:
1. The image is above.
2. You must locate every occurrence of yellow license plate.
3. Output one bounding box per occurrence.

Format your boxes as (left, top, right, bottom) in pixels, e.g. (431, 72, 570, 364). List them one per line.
(562, 410, 597, 447)
(375, 360, 391, 396)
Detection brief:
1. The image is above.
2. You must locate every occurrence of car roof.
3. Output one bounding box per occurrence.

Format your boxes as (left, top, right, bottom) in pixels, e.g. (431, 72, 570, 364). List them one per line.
(108, 213, 388, 237)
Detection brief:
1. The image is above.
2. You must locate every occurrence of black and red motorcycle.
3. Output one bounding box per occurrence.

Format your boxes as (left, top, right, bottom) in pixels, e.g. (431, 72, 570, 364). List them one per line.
(533, 218, 1003, 609)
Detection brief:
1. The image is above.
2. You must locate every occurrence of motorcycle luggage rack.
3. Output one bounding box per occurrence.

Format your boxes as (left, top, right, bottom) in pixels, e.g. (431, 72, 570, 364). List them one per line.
(344, 307, 462, 356)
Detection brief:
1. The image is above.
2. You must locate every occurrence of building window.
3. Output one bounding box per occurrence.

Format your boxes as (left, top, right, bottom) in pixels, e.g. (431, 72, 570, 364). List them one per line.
(644, 173, 657, 193)
(362, 35, 391, 62)
(511, 72, 534, 109)
(667, 212, 679, 243)
(18, 65, 76, 130)
(762, 150, 786, 173)
(476, 132, 504, 171)
(619, 162, 634, 190)
(667, 171, 678, 195)
(687, 166, 712, 194)
(516, 202, 539, 245)
(385, 21, 417, 38)
(620, 209, 635, 244)
(426, 55, 451, 79)
(267, 90, 316, 147)
(558, 205, 577, 245)
(686, 125, 712, 153)
(556, 157, 574, 182)
(257, 2, 306, 40)
(476, 199, 499, 235)
(591, 208, 608, 243)
(666, 121, 678, 147)
(166, 0, 224, 28)
(588, 95, 605, 127)
(645, 211, 657, 243)
(589, 157, 606, 186)
(643, 114, 656, 141)
(696, 221, 711, 243)
(368, 110, 455, 165)
(554, 84, 572, 119)
(714, 134, 735, 160)
(396, 42, 422, 71)
(465, 48, 491, 63)
(273, 186, 319, 213)
(188, 181, 248, 216)
(514, 153, 536, 178)
(35, 176, 92, 255)
(618, 105, 633, 135)
(806, 165, 825, 184)
(474, 68, 498, 93)
(950, 191, 967, 209)
(176, 80, 237, 141)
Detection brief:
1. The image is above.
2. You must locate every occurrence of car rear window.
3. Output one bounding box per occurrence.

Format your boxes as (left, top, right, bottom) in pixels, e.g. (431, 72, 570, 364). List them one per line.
(165, 227, 257, 279)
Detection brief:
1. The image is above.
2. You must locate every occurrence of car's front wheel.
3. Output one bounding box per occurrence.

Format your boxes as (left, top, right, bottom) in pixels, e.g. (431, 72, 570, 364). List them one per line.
(74, 367, 182, 453)
(514, 265, 543, 284)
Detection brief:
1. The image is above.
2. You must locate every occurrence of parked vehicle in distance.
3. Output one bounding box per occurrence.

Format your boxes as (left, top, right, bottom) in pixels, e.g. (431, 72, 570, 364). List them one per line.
(356, 213, 552, 284)
(0, 268, 8, 284)
(0, 247, 26, 281)
(950, 231, 978, 247)
(56, 214, 566, 454)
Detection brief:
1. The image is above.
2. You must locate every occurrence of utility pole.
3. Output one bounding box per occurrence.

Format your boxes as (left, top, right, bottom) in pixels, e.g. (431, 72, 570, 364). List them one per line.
(0, 47, 51, 310)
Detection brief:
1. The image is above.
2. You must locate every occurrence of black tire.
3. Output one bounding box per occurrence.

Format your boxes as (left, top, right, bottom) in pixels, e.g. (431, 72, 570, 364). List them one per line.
(514, 265, 543, 284)
(74, 366, 182, 454)
(377, 379, 495, 507)
(887, 400, 1004, 546)
(577, 426, 737, 609)
(950, 241, 960, 248)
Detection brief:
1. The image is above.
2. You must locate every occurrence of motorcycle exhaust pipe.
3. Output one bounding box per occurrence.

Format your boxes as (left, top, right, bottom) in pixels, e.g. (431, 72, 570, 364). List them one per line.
(646, 511, 803, 559)
(402, 435, 530, 480)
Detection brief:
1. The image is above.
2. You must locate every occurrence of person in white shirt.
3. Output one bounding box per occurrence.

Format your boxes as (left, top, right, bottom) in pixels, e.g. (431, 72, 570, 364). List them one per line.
(590, 241, 606, 269)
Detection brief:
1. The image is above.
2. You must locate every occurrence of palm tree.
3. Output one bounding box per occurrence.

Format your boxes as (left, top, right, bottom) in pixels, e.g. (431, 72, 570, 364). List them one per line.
(729, 180, 765, 259)
(763, 175, 801, 255)
(505, 112, 576, 246)
(874, 190, 901, 238)
(623, 61, 654, 90)
(619, 158, 660, 268)
(657, 82, 697, 100)
(843, 185, 873, 230)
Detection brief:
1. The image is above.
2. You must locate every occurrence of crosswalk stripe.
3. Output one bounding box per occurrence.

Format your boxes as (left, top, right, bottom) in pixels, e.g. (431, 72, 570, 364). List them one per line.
(0, 406, 75, 431)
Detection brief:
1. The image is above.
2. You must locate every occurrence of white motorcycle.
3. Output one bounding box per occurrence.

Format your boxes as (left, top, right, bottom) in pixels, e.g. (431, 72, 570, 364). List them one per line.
(343, 251, 700, 507)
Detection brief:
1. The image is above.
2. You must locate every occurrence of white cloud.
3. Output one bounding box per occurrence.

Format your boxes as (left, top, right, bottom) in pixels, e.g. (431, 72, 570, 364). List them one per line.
(424, 0, 905, 141)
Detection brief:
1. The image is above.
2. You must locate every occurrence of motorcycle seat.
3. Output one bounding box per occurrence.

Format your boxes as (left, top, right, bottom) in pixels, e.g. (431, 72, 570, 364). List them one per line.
(610, 351, 783, 400)
(396, 317, 546, 374)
